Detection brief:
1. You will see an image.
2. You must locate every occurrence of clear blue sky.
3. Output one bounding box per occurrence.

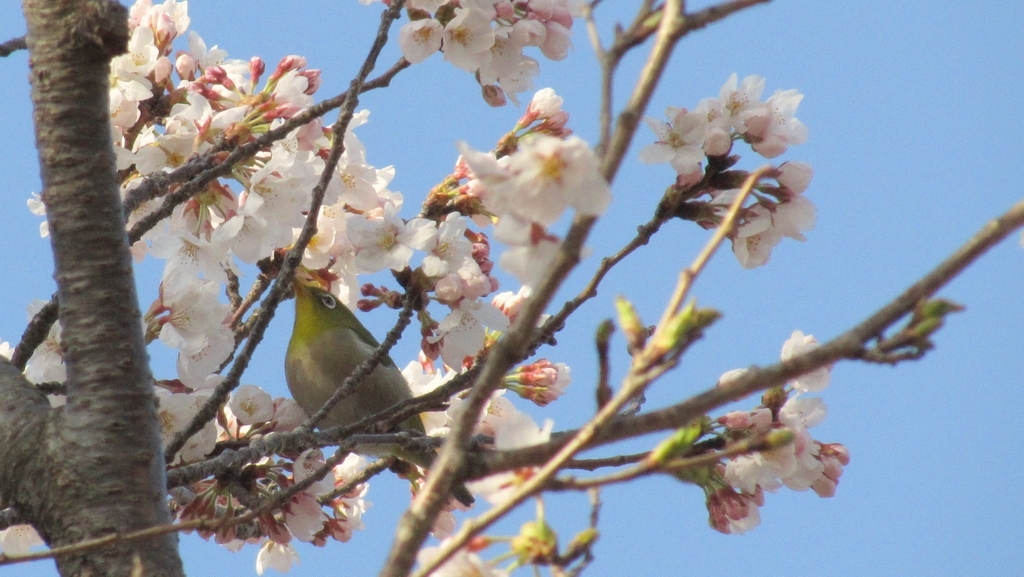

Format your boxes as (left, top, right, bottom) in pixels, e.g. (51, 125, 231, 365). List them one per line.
(1, 1, 1023, 576)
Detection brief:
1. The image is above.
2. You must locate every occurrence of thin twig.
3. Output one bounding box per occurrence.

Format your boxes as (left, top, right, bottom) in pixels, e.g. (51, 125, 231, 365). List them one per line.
(10, 295, 57, 370)
(229, 274, 272, 330)
(0, 36, 26, 57)
(551, 430, 783, 491)
(654, 167, 766, 330)
(564, 451, 647, 471)
(318, 458, 393, 505)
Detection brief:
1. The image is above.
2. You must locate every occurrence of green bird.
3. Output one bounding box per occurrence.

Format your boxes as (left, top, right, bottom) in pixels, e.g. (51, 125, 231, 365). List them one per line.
(285, 281, 474, 506)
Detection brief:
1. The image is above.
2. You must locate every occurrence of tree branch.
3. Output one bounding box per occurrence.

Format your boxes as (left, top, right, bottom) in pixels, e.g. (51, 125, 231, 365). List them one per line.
(0, 36, 26, 57)
(475, 198, 1024, 475)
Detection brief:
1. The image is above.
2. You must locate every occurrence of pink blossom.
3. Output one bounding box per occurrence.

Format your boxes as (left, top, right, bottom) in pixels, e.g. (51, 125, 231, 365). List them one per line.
(228, 384, 275, 425)
(255, 541, 300, 575)
(152, 274, 231, 356)
(469, 409, 553, 504)
(157, 390, 217, 464)
(491, 286, 531, 322)
(504, 135, 611, 224)
(733, 222, 783, 269)
(399, 19, 444, 64)
(745, 88, 808, 158)
(718, 73, 766, 134)
(706, 486, 761, 534)
(429, 299, 509, 369)
(442, 8, 495, 72)
(776, 161, 814, 195)
(539, 21, 572, 60)
(779, 395, 827, 429)
(23, 300, 65, 384)
(781, 330, 831, 392)
(417, 539, 509, 577)
(0, 525, 44, 555)
(347, 202, 438, 272)
(272, 398, 307, 432)
(639, 107, 707, 175)
(284, 492, 328, 542)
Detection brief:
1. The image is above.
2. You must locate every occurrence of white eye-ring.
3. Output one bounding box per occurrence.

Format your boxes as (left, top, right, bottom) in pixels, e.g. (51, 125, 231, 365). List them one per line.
(319, 294, 337, 309)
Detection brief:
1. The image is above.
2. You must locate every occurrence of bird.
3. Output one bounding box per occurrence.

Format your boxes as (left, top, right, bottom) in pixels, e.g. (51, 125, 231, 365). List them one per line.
(285, 280, 474, 506)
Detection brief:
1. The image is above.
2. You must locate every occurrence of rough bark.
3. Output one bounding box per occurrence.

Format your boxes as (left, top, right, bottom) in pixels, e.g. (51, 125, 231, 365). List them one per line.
(0, 0, 186, 575)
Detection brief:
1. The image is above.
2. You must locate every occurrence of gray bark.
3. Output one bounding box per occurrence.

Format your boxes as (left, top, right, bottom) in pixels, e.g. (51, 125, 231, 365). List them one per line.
(0, 0, 185, 574)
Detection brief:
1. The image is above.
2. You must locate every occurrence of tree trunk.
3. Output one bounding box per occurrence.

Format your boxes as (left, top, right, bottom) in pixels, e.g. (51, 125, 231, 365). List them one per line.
(0, 1, 185, 575)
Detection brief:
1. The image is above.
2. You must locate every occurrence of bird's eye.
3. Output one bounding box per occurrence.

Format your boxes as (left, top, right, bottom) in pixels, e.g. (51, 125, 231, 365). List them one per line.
(319, 294, 337, 309)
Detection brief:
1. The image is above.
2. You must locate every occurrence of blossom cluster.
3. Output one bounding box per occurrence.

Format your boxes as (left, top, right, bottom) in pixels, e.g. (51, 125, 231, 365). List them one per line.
(701, 330, 849, 534)
(14, 0, 584, 568)
(454, 88, 611, 287)
(392, 0, 576, 106)
(641, 74, 816, 268)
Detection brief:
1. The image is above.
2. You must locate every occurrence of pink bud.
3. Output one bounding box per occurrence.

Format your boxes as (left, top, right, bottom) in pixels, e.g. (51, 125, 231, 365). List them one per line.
(249, 57, 266, 87)
(175, 52, 197, 81)
(153, 56, 172, 85)
(481, 84, 507, 107)
(718, 410, 751, 430)
(776, 161, 813, 194)
(494, 0, 514, 19)
(704, 127, 732, 156)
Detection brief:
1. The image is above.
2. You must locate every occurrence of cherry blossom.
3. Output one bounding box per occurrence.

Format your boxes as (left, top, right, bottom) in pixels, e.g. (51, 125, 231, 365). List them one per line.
(402, 362, 457, 434)
(0, 524, 44, 556)
(524, 87, 563, 123)
(639, 106, 708, 175)
(491, 286, 531, 322)
(284, 492, 329, 543)
(153, 274, 232, 356)
(347, 203, 437, 272)
(442, 7, 496, 72)
(175, 327, 233, 388)
(706, 486, 762, 535)
(149, 219, 235, 283)
(781, 330, 831, 392)
(717, 73, 766, 134)
(271, 398, 308, 432)
(228, 384, 275, 425)
(255, 541, 300, 575)
(502, 135, 611, 225)
(498, 233, 561, 288)
(399, 19, 444, 64)
(469, 409, 553, 504)
(157, 389, 217, 464)
(429, 299, 510, 369)
(423, 213, 474, 278)
(417, 539, 509, 577)
(23, 300, 65, 384)
(744, 88, 808, 158)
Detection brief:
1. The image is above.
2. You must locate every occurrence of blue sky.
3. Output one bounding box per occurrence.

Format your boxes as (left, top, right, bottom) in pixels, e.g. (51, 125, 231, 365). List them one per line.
(1, 1, 1023, 576)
